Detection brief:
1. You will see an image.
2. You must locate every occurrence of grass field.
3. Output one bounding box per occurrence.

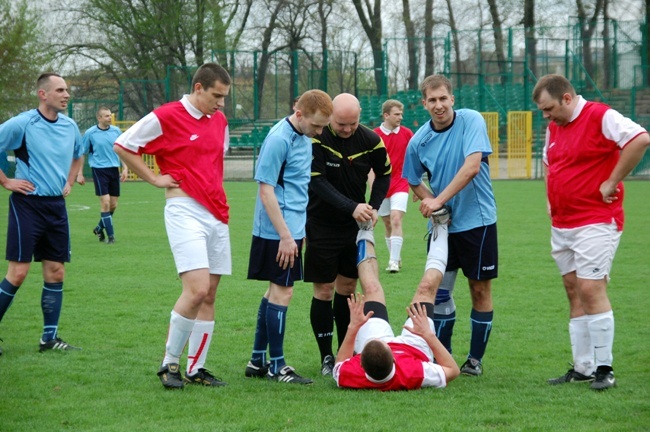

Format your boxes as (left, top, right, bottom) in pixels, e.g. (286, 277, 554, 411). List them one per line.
(0, 180, 649, 431)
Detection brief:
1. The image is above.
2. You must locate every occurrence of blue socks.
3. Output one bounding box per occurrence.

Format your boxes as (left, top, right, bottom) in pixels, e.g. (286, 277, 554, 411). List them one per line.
(267, 302, 288, 374)
(0, 278, 19, 322)
(100, 212, 114, 237)
(250, 297, 269, 367)
(434, 311, 456, 353)
(41, 282, 63, 342)
(469, 309, 493, 362)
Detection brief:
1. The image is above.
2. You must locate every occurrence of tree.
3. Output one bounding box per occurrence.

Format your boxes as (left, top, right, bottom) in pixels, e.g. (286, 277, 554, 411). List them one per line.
(523, 0, 537, 79)
(423, 0, 435, 78)
(0, 0, 50, 120)
(486, 0, 508, 84)
(54, 0, 249, 118)
(576, 0, 605, 87)
(401, 0, 418, 90)
(351, 0, 384, 95)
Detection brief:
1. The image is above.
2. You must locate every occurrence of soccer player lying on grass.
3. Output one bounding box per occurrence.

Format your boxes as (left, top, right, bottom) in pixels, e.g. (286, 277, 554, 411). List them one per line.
(333, 212, 460, 390)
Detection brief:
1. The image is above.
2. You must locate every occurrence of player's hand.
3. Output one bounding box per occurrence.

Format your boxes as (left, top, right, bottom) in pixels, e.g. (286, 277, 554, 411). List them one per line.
(63, 182, 72, 197)
(403, 303, 435, 338)
(276, 237, 298, 270)
(76, 173, 86, 185)
(352, 203, 373, 222)
(153, 174, 180, 188)
(1, 178, 35, 195)
(599, 180, 619, 204)
(120, 169, 129, 182)
(419, 197, 444, 218)
(347, 292, 373, 330)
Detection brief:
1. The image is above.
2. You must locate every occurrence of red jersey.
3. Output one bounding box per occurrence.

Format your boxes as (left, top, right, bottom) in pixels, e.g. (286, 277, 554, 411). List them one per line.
(116, 98, 229, 223)
(336, 342, 431, 391)
(375, 125, 413, 197)
(544, 100, 645, 231)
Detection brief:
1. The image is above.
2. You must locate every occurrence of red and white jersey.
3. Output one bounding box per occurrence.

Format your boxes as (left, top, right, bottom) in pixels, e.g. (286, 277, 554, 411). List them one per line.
(375, 124, 414, 197)
(543, 96, 647, 231)
(115, 96, 230, 223)
(333, 342, 447, 391)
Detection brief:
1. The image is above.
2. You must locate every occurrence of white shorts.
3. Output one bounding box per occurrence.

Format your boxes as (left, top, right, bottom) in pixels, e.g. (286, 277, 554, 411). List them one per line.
(354, 317, 434, 362)
(550, 222, 621, 280)
(378, 192, 408, 217)
(164, 197, 232, 275)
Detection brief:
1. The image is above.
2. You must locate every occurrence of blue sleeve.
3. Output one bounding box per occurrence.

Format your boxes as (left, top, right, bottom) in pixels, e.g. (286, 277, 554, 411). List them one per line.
(402, 138, 424, 186)
(73, 123, 84, 159)
(254, 134, 288, 186)
(462, 111, 492, 158)
(81, 128, 92, 155)
(0, 115, 28, 152)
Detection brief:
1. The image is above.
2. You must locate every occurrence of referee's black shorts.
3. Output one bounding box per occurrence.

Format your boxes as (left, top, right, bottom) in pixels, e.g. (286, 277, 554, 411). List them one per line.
(304, 221, 358, 283)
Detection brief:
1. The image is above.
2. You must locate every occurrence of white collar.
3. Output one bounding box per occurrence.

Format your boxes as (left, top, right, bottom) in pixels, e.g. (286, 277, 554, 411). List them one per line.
(568, 95, 587, 123)
(180, 94, 207, 120)
(365, 363, 396, 384)
(379, 123, 400, 135)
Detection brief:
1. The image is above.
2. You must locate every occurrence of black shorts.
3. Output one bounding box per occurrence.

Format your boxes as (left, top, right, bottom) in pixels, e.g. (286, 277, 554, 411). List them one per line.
(428, 223, 498, 281)
(92, 167, 121, 197)
(304, 221, 358, 283)
(6, 193, 70, 263)
(247, 236, 303, 287)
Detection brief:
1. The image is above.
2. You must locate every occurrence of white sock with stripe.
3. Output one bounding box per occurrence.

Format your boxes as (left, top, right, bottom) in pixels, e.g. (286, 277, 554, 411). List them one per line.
(187, 320, 215, 376)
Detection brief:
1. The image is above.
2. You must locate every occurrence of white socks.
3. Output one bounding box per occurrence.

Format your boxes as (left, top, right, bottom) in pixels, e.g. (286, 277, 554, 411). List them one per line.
(162, 310, 195, 366)
(569, 310, 615, 375)
(389, 236, 403, 263)
(187, 320, 215, 376)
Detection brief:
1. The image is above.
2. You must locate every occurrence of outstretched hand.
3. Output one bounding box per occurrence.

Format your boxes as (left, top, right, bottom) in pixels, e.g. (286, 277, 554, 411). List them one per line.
(348, 292, 374, 330)
(403, 303, 434, 338)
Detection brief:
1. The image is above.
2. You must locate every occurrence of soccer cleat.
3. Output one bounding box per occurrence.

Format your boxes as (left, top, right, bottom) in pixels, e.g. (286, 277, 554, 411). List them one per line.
(245, 361, 270, 378)
(321, 355, 335, 376)
(386, 260, 400, 273)
(267, 365, 313, 384)
(106, 236, 115, 245)
(460, 358, 483, 376)
(93, 227, 106, 242)
(157, 363, 184, 389)
(184, 368, 227, 387)
(591, 366, 616, 391)
(39, 336, 80, 352)
(547, 368, 595, 385)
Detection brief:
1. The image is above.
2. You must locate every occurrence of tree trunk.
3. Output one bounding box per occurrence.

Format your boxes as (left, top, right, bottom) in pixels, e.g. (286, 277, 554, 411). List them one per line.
(351, 0, 384, 95)
(444, 0, 461, 87)
(424, 0, 434, 77)
(402, 0, 418, 90)
(486, 0, 507, 84)
(576, 0, 604, 88)
(255, 1, 286, 119)
(523, 0, 537, 79)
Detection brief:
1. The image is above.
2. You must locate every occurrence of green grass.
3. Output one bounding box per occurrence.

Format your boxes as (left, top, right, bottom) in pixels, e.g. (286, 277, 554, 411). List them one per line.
(0, 180, 649, 431)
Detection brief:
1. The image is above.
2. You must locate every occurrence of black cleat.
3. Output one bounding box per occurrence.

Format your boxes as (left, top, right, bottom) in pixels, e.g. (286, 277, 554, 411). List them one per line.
(184, 368, 227, 387)
(106, 236, 115, 245)
(591, 366, 616, 391)
(39, 336, 80, 352)
(267, 365, 313, 384)
(93, 227, 106, 242)
(321, 355, 335, 376)
(157, 363, 184, 389)
(460, 358, 483, 376)
(548, 368, 595, 385)
(245, 361, 270, 378)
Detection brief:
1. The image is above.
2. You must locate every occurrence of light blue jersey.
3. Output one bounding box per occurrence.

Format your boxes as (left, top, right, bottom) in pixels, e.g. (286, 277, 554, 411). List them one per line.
(402, 109, 497, 233)
(82, 125, 122, 168)
(253, 118, 311, 240)
(0, 109, 83, 196)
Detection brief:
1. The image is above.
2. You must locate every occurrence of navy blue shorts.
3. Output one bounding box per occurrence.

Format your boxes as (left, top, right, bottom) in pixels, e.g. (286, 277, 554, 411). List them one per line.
(6, 193, 71, 263)
(428, 223, 498, 281)
(303, 221, 358, 283)
(92, 167, 121, 197)
(247, 236, 303, 287)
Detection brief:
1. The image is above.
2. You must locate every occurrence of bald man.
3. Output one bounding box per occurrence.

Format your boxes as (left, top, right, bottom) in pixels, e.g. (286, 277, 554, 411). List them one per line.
(304, 93, 392, 376)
